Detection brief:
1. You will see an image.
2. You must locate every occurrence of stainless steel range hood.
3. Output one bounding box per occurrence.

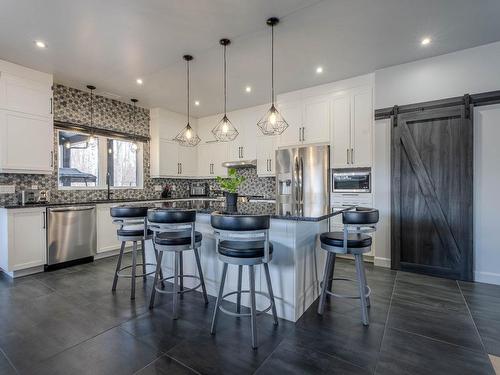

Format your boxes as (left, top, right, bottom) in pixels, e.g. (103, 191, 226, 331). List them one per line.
(221, 160, 257, 168)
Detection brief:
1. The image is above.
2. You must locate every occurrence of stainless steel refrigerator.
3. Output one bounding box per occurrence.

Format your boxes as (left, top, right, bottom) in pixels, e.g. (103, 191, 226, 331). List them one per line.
(276, 145, 330, 217)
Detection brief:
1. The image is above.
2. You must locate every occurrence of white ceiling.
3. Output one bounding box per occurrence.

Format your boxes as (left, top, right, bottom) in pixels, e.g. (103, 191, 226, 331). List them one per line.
(1, 0, 500, 117)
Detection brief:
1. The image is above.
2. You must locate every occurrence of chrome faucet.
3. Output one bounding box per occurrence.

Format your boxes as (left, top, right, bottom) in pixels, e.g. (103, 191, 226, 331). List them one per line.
(106, 172, 113, 200)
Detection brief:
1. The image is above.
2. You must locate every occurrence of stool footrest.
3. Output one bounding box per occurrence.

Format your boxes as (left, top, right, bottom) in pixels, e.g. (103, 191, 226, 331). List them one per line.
(154, 274, 202, 295)
(218, 290, 274, 318)
(320, 277, 371, 300)
(116, 263, 156, 279)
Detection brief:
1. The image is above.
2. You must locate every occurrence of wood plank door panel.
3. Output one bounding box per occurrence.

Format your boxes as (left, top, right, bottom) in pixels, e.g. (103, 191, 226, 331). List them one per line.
(392, 105, 473, 281)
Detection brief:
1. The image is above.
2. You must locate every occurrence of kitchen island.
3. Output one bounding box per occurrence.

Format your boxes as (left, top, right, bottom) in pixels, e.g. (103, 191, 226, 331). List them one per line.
(141, 200, 350, 322)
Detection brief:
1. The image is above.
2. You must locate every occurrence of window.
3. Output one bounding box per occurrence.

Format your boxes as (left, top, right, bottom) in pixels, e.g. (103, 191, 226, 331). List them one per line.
(57, 130, 143, 189)
(58, 131, 99, 187)
(108, 139, 139, 187)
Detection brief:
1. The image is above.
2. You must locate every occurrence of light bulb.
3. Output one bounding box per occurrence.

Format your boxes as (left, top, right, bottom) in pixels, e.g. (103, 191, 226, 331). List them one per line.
(185, 128, 192, 139)
(269, 112, 277, 125)
(222, 122, 229, 133)
(131, 142, 138, 151)
(64, 141, 71, 149)
(108, 148, 113, 154)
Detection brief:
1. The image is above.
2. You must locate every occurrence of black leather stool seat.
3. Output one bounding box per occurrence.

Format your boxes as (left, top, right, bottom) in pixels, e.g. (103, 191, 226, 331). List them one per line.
(218, 240, 274, 258)
(117, 227, 153, 237)
(320, 232, 372, 248)
(154, 231, 202, 246)
(111, 206, 149, 218)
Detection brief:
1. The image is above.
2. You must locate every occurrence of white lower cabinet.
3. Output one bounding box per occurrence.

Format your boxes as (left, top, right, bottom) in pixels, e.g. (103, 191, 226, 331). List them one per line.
(0, 207, 47, 275)
(96, 204, 122, 253)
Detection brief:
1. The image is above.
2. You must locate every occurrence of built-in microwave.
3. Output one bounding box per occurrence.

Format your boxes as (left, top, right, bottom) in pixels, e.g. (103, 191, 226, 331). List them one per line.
(332, 168, 371, 193)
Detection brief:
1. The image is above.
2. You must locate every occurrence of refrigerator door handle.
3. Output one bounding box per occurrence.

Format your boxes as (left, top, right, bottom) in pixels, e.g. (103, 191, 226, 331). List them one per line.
(300, 156, 304, 203)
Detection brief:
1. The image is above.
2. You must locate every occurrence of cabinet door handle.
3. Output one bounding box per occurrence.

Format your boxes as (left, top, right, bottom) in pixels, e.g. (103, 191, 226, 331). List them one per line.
(347, 149, 350, 164)
(241, 147, 243, 159)
(299, 128, 301, 142)
(50, 98, 53, 115)
(301, 127, 305, 142)
(50, 151, 53, 168)
(42, 211, 46, 229)
(180, 163, 182, 174)
(351, 148, 354, 164)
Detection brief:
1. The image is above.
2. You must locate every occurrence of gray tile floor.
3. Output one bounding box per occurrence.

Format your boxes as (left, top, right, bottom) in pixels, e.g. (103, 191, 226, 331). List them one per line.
(0, 255, 498, 374)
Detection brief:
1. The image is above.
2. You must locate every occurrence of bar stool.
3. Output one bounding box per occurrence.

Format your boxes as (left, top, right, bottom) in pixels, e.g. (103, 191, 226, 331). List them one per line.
(317, 207, 379, 326)
(148, 208, 208, 319)
(110, 205, 163, 300)
(210, 212, 278, 349)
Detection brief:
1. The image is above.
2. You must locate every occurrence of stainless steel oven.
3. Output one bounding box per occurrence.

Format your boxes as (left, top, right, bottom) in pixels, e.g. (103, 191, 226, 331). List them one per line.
(332, 168, 371, 193)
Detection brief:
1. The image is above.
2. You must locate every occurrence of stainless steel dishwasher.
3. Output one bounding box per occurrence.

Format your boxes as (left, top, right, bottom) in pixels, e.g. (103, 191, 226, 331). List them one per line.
(46, 206, 97, 269)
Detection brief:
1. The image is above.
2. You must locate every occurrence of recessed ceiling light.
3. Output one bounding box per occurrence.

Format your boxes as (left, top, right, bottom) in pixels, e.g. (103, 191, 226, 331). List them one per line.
(136, 78, 143, 85)
(245, 86, 252, 93)
(316, 66, 323, 74)
(35, 40, 47, 49)
(194, 100, 200, 106)
(421, 37, 431, 46)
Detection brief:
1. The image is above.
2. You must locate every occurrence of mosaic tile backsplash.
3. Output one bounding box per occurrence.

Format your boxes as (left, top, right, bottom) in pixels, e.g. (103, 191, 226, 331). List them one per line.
(0, 84, 275, 206)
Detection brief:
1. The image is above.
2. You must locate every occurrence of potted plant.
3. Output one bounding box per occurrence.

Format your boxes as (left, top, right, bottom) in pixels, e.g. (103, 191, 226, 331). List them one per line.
(216, 168, 245, 211)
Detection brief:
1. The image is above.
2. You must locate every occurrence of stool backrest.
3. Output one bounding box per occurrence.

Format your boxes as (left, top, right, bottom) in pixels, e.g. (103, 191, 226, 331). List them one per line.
(342, 207, 379, 225)
(148, 208, 196, 224)
(210, 212, 270, 231)
(211, 212, 271, 262)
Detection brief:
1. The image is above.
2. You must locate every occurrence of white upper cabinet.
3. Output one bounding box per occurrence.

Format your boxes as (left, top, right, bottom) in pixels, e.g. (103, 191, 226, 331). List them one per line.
(0, 60, 53, 174)
(276, 99, 303, 147)
(197, 142, 228, 177)
(150, 107, 198, 177)
(256, 136, 277, 177)
(277, 94, 330, 148)
(331, 86, 373, 168)
(222, 106, 260, 161)
(302, 94, 330, 144)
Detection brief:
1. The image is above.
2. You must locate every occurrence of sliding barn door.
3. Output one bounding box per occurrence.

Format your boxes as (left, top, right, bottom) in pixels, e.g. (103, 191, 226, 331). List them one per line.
(391, 105, 473, 281)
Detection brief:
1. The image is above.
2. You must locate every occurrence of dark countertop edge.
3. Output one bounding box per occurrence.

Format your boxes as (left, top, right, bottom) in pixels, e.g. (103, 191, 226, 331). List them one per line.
(1, 199, 352, 222)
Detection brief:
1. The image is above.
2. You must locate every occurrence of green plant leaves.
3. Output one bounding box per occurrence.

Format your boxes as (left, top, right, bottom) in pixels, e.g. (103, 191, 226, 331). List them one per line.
(216, 168, 245, 193)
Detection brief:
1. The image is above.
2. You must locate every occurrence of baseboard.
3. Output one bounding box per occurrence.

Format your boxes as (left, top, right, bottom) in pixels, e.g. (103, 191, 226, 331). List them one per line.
(474, 270, 500, 286)
(374, 257, 391, 268)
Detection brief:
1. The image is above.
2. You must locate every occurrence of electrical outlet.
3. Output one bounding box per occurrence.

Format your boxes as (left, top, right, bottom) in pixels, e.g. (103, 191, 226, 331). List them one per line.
(154, 185, 162, 192)
(0, 185, 16, 194)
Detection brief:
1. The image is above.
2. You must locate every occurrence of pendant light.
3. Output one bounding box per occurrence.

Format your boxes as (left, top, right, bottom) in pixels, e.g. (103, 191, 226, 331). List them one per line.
(87, 85, 97, 144)
(174, 55, 201, 147)
(212, 38, 238, 142)
(257, 17, 289, 136)
(130, 98, 139, 152)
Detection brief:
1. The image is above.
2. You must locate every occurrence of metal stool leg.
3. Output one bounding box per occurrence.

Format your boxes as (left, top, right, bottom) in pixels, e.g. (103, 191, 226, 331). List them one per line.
(236, 265, 243, 314)
(318, 252, 335, 315)
(193, 248, 209, 305)
(152, 241, 165, 289)
(141, 240, 147, 282)
(149, 251, 164, 309)
(326, 253, 336, 301)
(249, 265, 258, 349)
(112, 241, 126, 292)
(131, 241, 138, 300)
(179, 252, 184, 300)
(264, 263, 278, 325)
(173, 252, 180, 319)
(211, 262, 228, 334)
(355, 254, 369, 326)
(361, 257, 371, 307)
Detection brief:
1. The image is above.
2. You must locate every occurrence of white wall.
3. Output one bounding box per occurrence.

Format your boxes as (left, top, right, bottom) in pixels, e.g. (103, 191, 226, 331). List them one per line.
(473, 104, 500, 285)
(375, 41, 500, 109)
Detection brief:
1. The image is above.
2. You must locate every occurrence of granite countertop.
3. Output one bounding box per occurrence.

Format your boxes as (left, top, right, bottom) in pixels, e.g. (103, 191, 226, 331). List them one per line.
(1, 197, 352, 222)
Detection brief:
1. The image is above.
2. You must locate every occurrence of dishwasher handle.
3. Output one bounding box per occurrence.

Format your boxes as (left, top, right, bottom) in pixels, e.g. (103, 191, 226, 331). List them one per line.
(49, 206, 96, 212)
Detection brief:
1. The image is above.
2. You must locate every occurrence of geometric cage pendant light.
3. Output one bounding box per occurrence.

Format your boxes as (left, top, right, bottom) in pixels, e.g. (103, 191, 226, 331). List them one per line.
(211, 38, 238, 142)
(257, 17, 289, 136)
(174, 54, 201, 147)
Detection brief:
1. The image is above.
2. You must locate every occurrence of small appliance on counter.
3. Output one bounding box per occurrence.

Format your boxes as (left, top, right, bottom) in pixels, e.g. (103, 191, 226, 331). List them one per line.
(18, 189, 50, 205)
(161, 184, 172, 199)
(190, 182, 209, 197)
